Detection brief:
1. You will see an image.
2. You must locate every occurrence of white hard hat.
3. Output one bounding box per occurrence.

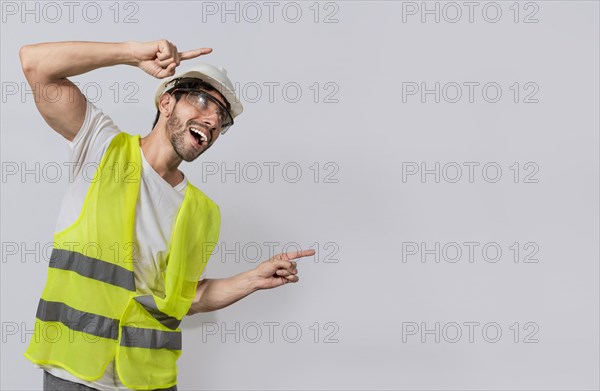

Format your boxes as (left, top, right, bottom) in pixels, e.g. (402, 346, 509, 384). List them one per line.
(154, 63, 243, 119)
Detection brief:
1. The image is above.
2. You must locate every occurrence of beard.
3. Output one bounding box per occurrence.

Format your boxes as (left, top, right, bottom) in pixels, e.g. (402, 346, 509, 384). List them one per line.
(167, 112, 208, 162)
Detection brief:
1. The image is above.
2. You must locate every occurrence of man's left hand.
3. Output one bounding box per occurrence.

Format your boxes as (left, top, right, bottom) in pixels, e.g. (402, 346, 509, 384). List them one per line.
(251, 249, 315, 290)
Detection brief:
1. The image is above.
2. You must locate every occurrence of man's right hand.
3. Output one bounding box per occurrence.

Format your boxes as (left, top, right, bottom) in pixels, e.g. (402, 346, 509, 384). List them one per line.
(19, 40, 212, 142)
(129, 40, 213, 79)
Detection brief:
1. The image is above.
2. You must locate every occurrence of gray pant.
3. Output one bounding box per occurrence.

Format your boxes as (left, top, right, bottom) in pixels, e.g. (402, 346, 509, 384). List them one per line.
(43, 371, 178, 391)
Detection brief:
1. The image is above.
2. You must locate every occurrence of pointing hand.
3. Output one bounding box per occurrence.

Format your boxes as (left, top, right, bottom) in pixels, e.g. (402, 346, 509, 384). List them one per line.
(251, 249, 315, 290)
(129, 39, 212, 79)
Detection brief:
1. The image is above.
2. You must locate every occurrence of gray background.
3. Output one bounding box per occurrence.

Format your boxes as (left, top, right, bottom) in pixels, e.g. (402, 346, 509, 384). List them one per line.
(1, 1, 599, 390)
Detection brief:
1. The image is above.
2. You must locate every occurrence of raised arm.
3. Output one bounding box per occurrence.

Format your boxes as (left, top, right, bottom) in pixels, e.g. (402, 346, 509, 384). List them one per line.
(19, 40, 212, 142)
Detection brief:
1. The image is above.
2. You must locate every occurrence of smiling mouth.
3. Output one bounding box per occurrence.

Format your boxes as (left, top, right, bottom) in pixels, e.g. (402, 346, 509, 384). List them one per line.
(189, 126, 209, 147)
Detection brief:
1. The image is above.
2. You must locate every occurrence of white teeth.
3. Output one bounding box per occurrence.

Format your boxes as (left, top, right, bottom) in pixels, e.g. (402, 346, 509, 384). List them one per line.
(190, 127, 208, 142)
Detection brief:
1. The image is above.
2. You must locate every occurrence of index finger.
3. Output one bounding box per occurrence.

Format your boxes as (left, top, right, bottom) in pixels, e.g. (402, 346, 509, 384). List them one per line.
(278, 249, 316, 261)
(179, 48, 213, 61)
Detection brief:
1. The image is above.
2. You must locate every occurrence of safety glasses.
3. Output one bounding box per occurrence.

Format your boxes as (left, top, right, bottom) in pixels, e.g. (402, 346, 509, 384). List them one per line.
(170, 88, 234, 134)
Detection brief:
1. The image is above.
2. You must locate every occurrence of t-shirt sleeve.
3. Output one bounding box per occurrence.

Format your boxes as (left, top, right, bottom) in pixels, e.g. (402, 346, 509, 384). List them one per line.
(64, 98, 121, 180)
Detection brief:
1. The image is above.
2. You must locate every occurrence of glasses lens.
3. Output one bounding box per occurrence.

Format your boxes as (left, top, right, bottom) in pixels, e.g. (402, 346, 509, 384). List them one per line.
(185, 91, 233, 131)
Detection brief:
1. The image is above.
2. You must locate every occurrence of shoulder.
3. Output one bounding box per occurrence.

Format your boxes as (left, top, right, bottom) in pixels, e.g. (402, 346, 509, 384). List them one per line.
(67, 100, 118, 147)
(186, 183, 220, 213)
(105, 131, 140, 151)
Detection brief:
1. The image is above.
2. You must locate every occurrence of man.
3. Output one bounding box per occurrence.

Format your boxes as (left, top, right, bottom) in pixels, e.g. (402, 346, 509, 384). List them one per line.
(19, 39, 314, 391)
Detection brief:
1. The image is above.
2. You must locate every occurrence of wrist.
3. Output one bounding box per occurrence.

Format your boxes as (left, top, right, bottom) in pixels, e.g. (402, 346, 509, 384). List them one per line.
(120, 41, 140, 67)
(243, 269, 261, 293)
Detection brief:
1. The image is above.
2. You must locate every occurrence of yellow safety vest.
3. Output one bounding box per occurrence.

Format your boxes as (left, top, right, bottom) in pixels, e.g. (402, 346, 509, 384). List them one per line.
(24, 132, 220, 390)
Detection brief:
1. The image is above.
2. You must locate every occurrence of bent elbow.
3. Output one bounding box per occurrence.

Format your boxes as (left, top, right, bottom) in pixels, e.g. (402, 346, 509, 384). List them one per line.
(19, 45, 33, 74)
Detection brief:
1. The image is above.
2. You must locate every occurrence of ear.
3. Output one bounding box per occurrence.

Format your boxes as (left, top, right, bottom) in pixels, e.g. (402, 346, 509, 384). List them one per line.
(158, 93, 175, 118)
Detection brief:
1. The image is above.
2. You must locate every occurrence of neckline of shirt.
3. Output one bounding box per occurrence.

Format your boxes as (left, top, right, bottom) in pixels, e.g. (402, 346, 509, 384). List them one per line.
(139, 146, 187, 193)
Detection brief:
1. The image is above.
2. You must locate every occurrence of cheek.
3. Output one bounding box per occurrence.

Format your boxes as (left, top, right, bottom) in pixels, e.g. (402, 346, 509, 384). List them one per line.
(167, 114, 182, 130)
(168, 105, 192, 130)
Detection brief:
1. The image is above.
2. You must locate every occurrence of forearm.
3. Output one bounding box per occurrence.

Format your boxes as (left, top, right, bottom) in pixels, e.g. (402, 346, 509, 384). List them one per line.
(187, 270, 259, 315)
(19, 41, 136, 81)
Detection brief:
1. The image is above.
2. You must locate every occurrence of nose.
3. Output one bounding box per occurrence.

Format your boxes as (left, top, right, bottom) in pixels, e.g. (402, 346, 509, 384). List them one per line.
(200, 111, 223, 132)
(199, 113, 218, 130)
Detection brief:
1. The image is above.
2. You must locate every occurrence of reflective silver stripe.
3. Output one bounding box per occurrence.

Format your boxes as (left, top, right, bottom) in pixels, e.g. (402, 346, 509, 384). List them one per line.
(134, 296, 181, 330)
(50, 248, 135, 292)
(120, 326, 182, 350)
(36, 299, 119, 340)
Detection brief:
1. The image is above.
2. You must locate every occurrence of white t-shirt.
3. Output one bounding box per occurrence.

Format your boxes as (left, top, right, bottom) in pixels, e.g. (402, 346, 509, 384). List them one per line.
(36, 99, 206, 390)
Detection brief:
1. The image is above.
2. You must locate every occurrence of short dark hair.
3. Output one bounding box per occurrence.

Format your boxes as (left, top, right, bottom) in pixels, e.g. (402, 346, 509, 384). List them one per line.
(151, 79, 230, 129)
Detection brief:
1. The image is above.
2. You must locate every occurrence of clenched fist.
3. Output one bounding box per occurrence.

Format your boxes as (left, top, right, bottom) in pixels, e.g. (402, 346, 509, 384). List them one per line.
(128, 39, 212, 79)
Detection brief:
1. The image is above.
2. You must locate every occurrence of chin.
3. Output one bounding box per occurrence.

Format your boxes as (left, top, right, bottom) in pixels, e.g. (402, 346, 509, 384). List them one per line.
(184, 146, 209, 162)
